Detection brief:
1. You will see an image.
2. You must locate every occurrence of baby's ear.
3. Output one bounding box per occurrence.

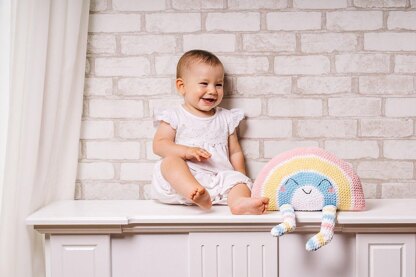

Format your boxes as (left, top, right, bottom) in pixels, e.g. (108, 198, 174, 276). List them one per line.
(176, 78, 185, 96)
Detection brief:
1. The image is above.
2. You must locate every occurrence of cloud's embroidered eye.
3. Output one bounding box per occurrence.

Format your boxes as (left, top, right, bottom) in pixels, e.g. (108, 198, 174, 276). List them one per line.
(318, 179, 332, 187)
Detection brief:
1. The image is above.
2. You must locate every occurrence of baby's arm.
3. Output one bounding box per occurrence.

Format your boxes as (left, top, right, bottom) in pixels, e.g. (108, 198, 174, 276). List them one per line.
(153, 121, 211, 161)
(228, 131, 247, 175)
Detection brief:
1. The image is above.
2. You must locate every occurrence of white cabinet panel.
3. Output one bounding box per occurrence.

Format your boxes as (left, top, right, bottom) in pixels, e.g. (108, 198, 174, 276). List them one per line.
(189, 232, 277, 277)
(278, 233, 356, 277)
(50, 235, 110, 277)
(111, 234, 188, 277)
(356, 234, 416, 277)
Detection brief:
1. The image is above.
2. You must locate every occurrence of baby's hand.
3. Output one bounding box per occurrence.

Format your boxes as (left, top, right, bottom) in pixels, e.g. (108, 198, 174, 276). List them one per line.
(185, 147, 211, 162)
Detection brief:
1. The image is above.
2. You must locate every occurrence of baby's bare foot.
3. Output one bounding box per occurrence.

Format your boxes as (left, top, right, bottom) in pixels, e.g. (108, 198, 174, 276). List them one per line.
(190, 187, 212, 210)
(230, 197, 269, 215)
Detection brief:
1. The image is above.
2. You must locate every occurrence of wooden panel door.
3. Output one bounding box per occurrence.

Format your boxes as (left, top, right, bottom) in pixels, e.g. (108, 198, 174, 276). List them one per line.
(356, 234, 416, 277)
(189, 232, 278, 277)
(50, 235, 111, 277)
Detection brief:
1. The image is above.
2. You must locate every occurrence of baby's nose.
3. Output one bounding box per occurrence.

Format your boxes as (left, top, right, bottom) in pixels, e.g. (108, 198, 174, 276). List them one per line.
(207, 85, 217, 93)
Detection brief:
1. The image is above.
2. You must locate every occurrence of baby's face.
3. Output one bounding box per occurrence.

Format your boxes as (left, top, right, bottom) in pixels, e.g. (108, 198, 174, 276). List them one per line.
(177, 62, 224, 117)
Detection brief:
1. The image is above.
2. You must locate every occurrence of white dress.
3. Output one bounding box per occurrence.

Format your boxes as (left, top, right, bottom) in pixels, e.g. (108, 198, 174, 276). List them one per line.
(151, 105, 253, 205)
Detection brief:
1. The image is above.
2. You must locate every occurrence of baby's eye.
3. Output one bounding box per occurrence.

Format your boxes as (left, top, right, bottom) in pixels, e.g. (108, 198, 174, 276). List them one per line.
(199, 82, 208, 86)
(216, 84, 223, 87)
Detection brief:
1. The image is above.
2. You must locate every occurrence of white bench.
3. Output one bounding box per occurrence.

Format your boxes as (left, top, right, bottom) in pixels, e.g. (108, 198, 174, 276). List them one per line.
(27, 199, 416, 277)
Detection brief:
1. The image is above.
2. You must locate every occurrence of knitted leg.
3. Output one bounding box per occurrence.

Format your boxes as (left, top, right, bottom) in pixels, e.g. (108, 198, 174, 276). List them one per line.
(305, 205, 337, 251)
(271, 204, 296, 236)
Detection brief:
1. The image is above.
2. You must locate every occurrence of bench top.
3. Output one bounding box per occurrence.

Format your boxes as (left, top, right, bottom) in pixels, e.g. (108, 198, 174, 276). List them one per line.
(26, 199, 416, 226)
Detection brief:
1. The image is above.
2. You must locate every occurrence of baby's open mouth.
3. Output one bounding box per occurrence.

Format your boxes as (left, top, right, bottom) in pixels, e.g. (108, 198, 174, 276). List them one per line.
(201, 97, 216, 103)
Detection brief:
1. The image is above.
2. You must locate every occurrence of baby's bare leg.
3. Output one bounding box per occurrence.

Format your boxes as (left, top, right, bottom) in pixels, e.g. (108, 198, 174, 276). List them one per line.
(160, 156, 212, 209)
(227, 184, 269, 215)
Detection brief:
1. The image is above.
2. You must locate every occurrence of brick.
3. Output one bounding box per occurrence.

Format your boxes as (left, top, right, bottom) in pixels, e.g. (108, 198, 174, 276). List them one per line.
(364, 33, 416, 51)
(77, 162, 114, 180)
(362, 183, 378, 199)
(236, 76, 291, 95)
(75, 183, 82, 200)
(264, 140, 319, 158)
(239, 119, 292, 138)
(206, 12, 260, 31)
(149, 98, 184, 116)
(335, 54, 389, 73)
(155, 55, 181, 75)
(246, 160, 268, 180)
(183, 34, 236, 52)
(220, 56, 269, 74)
(324, 140, 379, 159)
(327, 11, 382, 31)
(119, 120, 155, 139)
(146, 13, 200, 33)
(381, 183, 416, 198)
(221, 98, 262, 117)
(361, 119, 413, 138)
(359, 76, 414, 95)
(84, 78, 113, 96)
(120, 163, 155, 181)
(89, 99, 144, 118)
(87, 35, 116, 54)
(388, 12, 416, 30)
(80, 120, 114, 139)
(294, 0, 347, 9)
(275, 56, 330, 75)
(297, 120, 357, 138)
(146, 141, 160, 160)
(113, 0, 165, 11)
(242, 33, 296, 52)
(121, 35, 176, 54)
(81, 182, 141, 200)
(172, 0, 224, 9)
(85, 59, 90, 75)
(385, 98, 416, 117)
(95, 57, 150, 77)
(228, 0, 287, 9)
(297, 76, 351, 94)
(118, 78, 172, 96)
(384, 140, 416, 159)
(328, 97, 381, 117)
(357, 161, 413, 180)
(395, 55, 416, 73)
(86, 141, 141, 159)
(267, 12, 321, 31)
(240, 140, 260, 159)
(354, 0, 407, 7)
(267, 98, 323, 117)
(88, 14, 141, 33)
(301, 33, 357, 53)
(90, 0, 107, 11)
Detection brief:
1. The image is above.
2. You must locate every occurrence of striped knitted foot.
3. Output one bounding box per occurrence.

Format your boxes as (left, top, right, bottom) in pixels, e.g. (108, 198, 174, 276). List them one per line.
(271, 204, 296, 236)
(305, 205, 337, 251)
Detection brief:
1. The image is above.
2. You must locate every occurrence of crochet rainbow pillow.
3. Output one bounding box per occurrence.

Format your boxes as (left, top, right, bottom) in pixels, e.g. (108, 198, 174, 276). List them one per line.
(252, 147, 365, 251)
(252, 147, 365, 211)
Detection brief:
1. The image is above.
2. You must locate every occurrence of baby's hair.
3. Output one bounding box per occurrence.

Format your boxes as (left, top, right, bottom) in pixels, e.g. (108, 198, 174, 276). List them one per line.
(176, 49, 223, 79)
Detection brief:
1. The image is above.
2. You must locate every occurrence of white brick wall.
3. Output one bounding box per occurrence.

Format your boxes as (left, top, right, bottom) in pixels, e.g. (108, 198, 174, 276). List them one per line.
(78, 1, 416, 200)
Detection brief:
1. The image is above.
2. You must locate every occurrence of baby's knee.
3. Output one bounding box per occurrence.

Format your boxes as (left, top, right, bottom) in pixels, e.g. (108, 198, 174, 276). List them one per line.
(160, 156, 185, 169)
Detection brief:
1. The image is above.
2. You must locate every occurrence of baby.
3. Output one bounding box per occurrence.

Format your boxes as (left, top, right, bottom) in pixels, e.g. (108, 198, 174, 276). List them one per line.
(151, 49, 269, 214)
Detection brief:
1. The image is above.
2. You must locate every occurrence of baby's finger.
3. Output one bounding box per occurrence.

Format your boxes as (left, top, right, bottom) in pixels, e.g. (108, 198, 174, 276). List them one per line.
(199, 149, 211, 158)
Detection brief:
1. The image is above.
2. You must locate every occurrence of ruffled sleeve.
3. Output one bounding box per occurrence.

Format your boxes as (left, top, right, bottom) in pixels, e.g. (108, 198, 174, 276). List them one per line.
(153, 108, 178, 129)
(227, 108, 245, 135)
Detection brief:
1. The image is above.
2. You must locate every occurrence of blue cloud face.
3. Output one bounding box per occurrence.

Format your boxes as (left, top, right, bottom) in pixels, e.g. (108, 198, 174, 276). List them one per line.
(277, 171, 338, 210)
